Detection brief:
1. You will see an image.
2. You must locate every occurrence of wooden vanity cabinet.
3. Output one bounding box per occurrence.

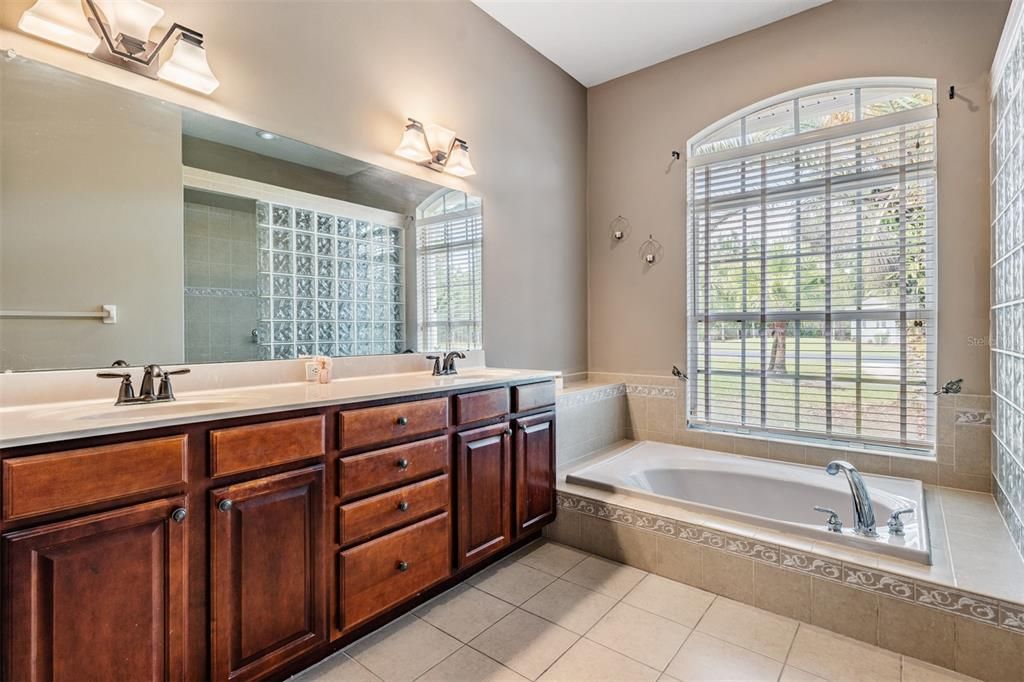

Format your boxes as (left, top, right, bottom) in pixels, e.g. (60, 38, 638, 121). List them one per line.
(514, 410, 557, 535)
(0, 378, 558, 682)
(209, 465, 326, 682)
(455, 421, 514, 569)
(2, 496, 188, 682)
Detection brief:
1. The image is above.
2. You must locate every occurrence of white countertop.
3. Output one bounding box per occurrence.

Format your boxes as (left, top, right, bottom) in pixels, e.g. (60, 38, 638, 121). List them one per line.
(0, 368, 559, 449)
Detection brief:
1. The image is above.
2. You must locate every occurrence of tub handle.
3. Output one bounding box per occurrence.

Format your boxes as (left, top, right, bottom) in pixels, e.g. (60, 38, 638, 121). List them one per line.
(887, 508, 914, 536)
(813, 506, 844, 533)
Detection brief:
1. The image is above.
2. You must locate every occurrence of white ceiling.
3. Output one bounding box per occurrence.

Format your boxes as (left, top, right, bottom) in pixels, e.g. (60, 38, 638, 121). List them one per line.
(472, 0, 831, 87)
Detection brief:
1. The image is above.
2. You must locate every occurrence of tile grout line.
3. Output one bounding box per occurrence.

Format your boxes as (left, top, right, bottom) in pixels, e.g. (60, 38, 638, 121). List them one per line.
(779, 622, 803, 680)
(343, 652, 382, 682)
(533, 544, 819, 676)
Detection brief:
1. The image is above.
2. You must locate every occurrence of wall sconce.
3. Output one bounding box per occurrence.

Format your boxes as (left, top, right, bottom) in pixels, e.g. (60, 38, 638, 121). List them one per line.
(17, 0, 220, 94)
(394, 118, 476, 177)
(610, 215, 631, 241)
(639, 234, 663, 265)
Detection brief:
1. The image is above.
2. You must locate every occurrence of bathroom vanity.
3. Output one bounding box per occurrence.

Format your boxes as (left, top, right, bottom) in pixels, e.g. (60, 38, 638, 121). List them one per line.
(0, 374, 557, 682)
(0, 51, 557, 682)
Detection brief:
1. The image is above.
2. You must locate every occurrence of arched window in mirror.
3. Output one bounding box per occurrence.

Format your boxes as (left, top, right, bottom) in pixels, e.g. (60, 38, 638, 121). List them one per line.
(415, 189, 483, 353)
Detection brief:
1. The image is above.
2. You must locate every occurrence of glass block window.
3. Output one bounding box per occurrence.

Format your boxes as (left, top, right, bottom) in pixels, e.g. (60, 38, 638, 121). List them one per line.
(257, 201, 405, 358)
(992, 13, 1024, 553)
(416, 189, 483, 352)
(687, 79, 938, 454)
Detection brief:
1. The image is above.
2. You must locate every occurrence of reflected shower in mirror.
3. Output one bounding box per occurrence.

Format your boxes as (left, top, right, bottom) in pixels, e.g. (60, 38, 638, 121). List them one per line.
(0, 56, 483, 371)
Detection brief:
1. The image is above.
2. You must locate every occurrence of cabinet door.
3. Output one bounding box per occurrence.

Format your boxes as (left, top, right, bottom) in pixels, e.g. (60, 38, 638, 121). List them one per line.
(514, 411, 557, 535)
(210, 466, 325, 682)
(455, 422, 512, 568)
(2, 497, 188, 682)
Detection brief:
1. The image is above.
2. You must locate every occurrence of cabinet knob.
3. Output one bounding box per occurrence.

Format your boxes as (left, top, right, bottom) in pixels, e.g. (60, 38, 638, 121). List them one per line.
(218, 499, 233, 513)
(171, 507, 188, 524)
(396, 458, 410, 470)
(397, 500, 409, 512)
(396, 560, 409, 572)
(505, 427, 513, 436)
(519, 423, 528, 432)
(396, 416, 409, 426)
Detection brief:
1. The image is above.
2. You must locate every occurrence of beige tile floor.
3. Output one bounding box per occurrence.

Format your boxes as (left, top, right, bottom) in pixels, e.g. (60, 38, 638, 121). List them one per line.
(292, 540, 980, 682)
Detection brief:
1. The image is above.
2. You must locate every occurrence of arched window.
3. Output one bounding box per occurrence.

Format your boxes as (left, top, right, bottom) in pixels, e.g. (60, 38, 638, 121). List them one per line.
(686, 79, 937, 454)
(415, 189, 483, 352)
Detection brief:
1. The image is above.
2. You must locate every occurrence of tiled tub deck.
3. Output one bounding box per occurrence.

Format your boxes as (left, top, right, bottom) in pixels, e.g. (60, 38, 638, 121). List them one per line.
(547, 467, 1024, 682)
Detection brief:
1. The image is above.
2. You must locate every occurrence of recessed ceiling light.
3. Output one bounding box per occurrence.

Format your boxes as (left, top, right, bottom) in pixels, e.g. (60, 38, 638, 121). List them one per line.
(256, 130, 277, 140)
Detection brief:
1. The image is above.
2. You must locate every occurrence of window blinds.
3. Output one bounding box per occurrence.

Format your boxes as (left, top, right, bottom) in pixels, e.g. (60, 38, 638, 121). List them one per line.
(416, 205, 483, 352)
(687, 104, 938, 453)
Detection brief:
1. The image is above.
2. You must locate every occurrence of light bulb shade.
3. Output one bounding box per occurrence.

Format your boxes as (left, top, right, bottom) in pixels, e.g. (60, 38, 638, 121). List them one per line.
(158, 34, 220, 94)
(17, 0, 101, 53)
(94, 0, 164, 43)
(424, 123, 456, 156)
(395, 122, 432, 163)
(445, 141, 476, 177)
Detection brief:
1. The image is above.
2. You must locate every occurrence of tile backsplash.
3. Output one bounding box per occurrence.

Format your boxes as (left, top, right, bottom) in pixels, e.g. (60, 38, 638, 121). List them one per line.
(564, 373, 995, 497)
(184, 197, 260, 363)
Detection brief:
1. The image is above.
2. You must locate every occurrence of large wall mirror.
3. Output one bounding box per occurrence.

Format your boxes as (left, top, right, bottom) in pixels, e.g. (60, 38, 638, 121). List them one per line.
(0, 56, 483, 372)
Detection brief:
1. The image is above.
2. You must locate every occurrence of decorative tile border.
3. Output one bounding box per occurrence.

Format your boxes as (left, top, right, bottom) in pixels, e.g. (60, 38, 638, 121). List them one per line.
(556, 383, 626, 409)
(625, 384, 679, 398)
(184, 286, 258, 298)
(1000, 601, 1024, 633)
(557, 490, 1024, 632)
(781, 547, 842, 579)
(843, 565, 914, 602)
(955, 410, 992, 425)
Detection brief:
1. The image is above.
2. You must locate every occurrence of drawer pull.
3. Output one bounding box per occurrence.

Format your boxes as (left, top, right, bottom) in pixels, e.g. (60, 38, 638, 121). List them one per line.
(519, 423, 528, 431)
(171, 507, 188, 524)
(504, 427, 513, 436)
(218, 499, 233, 513)
(396, 416, 409, 426)
(397, 500, 409, 512)
(396, 458, 410, 470)
(397, 560, 409, 572)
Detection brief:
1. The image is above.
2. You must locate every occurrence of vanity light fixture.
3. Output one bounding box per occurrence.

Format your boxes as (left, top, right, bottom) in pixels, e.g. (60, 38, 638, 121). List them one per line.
(394, 118, 476, 177)
(17, 0, 220, 94)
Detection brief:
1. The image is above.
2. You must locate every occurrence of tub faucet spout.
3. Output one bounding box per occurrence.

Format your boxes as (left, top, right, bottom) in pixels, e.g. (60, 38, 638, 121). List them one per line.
(825, 460, 877, 537)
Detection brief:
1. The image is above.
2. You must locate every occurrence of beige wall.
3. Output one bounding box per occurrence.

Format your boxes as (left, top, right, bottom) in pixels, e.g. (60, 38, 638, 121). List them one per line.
(0, 0, 589, 375)
(0, 59, 184, 370)
(587, 0, 1006, 395)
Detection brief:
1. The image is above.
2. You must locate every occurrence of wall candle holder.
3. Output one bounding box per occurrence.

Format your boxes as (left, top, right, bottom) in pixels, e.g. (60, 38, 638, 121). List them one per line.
(639, 234, 663, 265)
(610, 215, 631, 241)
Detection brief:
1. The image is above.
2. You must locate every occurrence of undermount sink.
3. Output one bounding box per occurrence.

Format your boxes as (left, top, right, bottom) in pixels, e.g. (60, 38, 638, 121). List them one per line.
(33, 397, 260, 422)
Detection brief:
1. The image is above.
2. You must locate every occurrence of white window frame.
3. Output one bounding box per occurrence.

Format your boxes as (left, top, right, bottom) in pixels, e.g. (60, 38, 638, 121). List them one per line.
(415, 189, 483, 353)
(686, 78, 938, 455)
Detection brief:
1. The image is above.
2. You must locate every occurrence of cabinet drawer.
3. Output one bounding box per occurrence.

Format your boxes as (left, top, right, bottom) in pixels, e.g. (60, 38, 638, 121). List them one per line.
(338, 474, 449, 545)
(512, 381, 556, 413)
(210, 415, 324, 477)
(338, 436, 449, 500)
(2, 436, 188, 521)
(454, 388, 509, 425)
(339, 398, 448, 451)
(338, 512, 450, 631)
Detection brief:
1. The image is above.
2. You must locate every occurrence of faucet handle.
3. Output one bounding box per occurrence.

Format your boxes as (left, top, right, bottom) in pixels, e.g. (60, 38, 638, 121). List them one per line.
(97, 371, 136, 404)
(887, 508, 914, 536)
(97, 371, 131, 379)
(426, 355, 442, 376)
(157, 367, 190, 401)
(814, 506, 844, 532)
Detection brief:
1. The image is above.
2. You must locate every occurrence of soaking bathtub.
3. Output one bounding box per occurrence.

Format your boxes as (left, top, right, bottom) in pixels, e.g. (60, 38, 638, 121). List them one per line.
(566, 440, 931, 564)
